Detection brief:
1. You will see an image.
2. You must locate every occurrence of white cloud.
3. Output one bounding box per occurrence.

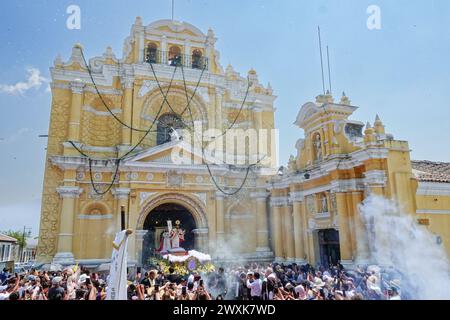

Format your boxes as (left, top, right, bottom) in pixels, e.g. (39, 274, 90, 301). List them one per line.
(0, 67, 49, 95)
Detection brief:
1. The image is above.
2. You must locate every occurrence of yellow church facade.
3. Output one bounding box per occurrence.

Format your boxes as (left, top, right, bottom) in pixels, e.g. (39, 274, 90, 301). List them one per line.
(36, 18, 450, 268)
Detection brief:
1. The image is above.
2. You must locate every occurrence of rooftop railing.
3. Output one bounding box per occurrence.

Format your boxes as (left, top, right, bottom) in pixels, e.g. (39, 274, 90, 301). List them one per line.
(144, 49, 209, 70)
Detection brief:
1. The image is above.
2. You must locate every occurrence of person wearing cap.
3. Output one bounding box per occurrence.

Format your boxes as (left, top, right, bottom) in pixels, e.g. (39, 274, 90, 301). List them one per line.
(48, 276, 65, 300)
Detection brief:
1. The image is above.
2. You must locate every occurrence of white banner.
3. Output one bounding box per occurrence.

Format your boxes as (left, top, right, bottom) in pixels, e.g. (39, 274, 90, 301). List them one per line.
(106, 230, 131, 300)
(167, 220, 173, 233)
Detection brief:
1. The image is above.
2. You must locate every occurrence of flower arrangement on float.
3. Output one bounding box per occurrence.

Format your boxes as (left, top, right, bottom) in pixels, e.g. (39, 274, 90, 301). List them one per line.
(148, 250, 215, 275)
(149, 250, 216, 276)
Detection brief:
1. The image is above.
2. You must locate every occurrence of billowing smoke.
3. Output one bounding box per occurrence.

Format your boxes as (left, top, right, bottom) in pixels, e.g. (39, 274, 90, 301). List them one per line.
(359, 195, 450, 300)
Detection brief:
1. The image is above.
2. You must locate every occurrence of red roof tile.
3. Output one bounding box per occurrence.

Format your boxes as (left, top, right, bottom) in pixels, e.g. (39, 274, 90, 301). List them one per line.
(412, 160, 450, 183)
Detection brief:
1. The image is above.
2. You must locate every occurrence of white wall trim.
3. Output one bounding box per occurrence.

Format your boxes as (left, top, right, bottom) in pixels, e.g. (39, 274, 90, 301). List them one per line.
(416, 210, 450, 215)
(417, 182, 450, 196)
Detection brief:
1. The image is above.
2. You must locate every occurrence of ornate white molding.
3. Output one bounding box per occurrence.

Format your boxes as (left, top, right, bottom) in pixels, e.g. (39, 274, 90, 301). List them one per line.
(364, 170, 387, 186)
(193, 193, 207, 206)
(290, 191, 304, 203)
(270, 196, 289, 207)
(82, 105, 121, 116)
(250, 191, 269, 200)
(56, 186, 83, 199)
(70, 80, 85, 94)
(330, 179, 365, 193)
(140, 192, 157, 205)
(121, 76, 134, 90)
(416, 182, 450, 196)
(138, 80, 158, 97)
(112, 188, 131, 200)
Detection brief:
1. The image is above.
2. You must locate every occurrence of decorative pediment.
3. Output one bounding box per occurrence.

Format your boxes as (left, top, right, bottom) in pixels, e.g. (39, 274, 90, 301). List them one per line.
(295, 102, 320, 128)
(146, 20, 206, 38)
(123, 140, 204, 165)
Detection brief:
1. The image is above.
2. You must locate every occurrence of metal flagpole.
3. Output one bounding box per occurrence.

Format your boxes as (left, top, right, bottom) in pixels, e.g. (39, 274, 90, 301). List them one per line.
(172, 0, 174, 21)
(318, 26, 326, 95)
(327, 45, 332, 95)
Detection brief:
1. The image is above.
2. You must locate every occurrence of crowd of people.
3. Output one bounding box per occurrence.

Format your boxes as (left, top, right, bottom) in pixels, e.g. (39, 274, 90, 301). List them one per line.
(0, 262, 403, 301)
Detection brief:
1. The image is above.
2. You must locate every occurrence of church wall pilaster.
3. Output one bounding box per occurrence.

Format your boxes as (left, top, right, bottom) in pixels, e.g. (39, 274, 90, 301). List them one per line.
(67, 80, 85, 143)
(291, 192, 307, 263)
(53, 185, 83, 265)
(335, 192, 354, 266)
(251, 191, 271, 252)
(215, 192, 225, 252)
(283, 204, 295, 262)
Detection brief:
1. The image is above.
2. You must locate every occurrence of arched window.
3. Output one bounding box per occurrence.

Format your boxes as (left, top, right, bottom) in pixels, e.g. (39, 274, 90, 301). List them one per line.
(146, 43, 158, 64)
(192, 49, 203, 69)
(168, 46, 182, 66)
(157, 113, 184, 145)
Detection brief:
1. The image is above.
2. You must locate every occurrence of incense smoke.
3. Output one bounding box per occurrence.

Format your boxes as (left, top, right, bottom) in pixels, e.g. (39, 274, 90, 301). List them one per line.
(359, 195, 450, 300)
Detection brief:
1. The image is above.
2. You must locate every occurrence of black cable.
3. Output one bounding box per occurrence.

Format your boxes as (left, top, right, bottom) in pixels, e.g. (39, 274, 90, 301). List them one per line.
(69, 64, 180, 195)
(179, 64, 265, 196)
(148, 59, 207, 130)
(80, 48, 148, 133)
(76, 46, 262, 196)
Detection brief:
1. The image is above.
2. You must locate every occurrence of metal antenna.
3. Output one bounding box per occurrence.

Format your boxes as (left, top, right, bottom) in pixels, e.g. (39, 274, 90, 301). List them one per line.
(172, 0, 175, 21)
(327, 45, 332, 95)
(318, 26, 326, 95)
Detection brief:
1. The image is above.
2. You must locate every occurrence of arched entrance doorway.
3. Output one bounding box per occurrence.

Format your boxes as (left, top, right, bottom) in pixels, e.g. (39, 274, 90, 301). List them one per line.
(141, 203, 197, 266)
(317, 229, 341, 269)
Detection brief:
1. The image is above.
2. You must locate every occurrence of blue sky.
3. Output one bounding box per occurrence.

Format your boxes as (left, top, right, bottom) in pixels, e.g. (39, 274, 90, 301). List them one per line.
(0, 0, 449, 234)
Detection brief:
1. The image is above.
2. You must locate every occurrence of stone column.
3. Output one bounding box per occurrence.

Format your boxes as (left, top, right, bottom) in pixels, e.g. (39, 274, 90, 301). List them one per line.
(215, 192, 225, 252)
(161, 35, 167, 64)
(284, 205, 295, 262)
(306, 221, 316, 265)
(120, 77, 133, 149)
(68, 80, 84, 142)
(270, 196, 288, 261)
(184, 40, 191, 67)
(291, 192, 307, 264)
(251, 191, 271, 254)
(135, 230, 148, 266)
(334, 193, 353, 267)
(53, 186, 83, 264)
(112, 188, 131, 232)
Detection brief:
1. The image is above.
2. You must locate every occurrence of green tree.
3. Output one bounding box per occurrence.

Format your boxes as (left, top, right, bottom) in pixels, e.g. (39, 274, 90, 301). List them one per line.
(1, 230, 27, 248)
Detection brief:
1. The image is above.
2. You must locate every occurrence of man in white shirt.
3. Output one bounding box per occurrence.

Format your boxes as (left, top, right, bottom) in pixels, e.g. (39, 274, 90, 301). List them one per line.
(246, 272, 262, 300)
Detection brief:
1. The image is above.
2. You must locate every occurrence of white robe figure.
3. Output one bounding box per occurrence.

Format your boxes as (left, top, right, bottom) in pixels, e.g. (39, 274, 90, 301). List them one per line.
(162, 231, 172, 252)
(170, 228, 185, 249)
(106, 230, 132, 300)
